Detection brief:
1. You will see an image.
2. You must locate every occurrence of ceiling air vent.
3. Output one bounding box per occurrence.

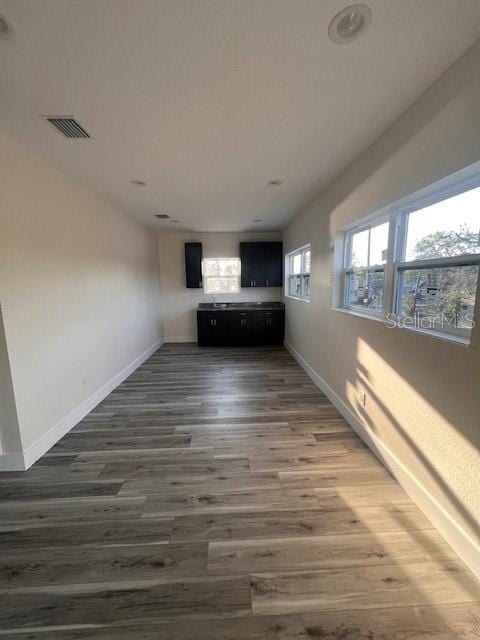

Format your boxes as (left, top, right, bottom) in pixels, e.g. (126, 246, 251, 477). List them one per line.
(155, 214, 170, 219)
(45, 117, 91, 138)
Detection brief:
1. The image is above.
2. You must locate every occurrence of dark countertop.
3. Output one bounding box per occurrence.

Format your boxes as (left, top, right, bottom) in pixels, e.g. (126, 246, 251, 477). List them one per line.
(198, 302, 285, 312)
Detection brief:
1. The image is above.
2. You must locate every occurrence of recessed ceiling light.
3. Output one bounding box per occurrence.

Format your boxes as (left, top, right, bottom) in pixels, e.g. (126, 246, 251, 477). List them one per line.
(130, 180, 147, 187)
(328, 4, 371, 44)
(253, 219, 262, 223)
(0, 15, 14, 40)
(155, 213, 170, 219)
(267, 180, 283, 187)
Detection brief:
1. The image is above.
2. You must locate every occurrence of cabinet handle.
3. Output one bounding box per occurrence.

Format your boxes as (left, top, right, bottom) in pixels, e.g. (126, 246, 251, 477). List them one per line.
(266, 279, 269, 286)
(254, 280, 256, 287)
(250, 279, 253, 287)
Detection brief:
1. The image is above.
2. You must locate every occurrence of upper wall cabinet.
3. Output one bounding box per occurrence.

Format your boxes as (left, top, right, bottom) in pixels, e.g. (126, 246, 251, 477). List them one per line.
(185, 242, 203, 288)
(240, 242, 283, 287)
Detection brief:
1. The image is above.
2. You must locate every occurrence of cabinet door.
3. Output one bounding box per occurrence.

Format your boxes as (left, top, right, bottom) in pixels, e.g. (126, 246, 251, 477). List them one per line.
(261, 311, 285, 344)
(240, 243, 254, 288)
(232, 313, 260, 345)
(251, 243, 266, 287)
(265, 242, 283, 287)
(185, 243, 203, 288)
(270, 311, 285, 344)
(214, 316, 231, 346)
(197, 313, 230, 346)
(240, 242, 267, 287)
(197, 313, 212, 346)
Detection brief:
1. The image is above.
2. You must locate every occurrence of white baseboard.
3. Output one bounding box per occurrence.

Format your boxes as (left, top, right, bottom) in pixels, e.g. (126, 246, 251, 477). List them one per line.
(285, 340, 480, 582)
(0, 452, 26, 472)
(0, 338, 164, 472)
(165, 336, 196, 343)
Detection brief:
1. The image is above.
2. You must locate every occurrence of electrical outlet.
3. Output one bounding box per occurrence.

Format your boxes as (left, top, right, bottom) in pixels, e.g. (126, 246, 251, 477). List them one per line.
(359, 390, 366, 407)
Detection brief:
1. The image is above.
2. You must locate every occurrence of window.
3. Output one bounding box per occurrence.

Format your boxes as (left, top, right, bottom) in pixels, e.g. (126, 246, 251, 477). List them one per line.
(202, 258, 241, 294)
(334, 171, 480, 343)
(285, 245, 311, 301)
(344, 219, 389, 313)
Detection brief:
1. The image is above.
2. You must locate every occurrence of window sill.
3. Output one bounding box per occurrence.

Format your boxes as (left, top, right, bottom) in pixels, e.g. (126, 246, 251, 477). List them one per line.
(332, 306, 473, 347)
(285, 294, 311, 304)
(392, 324, 471, 347)
(333, 306, 386, 324)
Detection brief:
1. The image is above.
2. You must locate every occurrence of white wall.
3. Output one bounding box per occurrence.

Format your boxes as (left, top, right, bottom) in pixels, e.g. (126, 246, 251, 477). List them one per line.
(283, 42, 480, 567)
(158, 231, 282, 342)
(0, 130, 163, 469)
(0, 305, 22, 458)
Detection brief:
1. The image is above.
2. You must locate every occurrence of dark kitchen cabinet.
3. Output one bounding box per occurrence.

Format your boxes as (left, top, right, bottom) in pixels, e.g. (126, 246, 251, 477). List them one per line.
(185, 242, 203, 288)
(259, 311, 284, 344)
(250, 243, 266, 287)
(197, 313, 231, 346)
(197, 309, 284, 346)
(265, 242, 283, 287)
(240, 242, 265, 287)
(231, 312, 263, 346)
(240, 242, 282, 288)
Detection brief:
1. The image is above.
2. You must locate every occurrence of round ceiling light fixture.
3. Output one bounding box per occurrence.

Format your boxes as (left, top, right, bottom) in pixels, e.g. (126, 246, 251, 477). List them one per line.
(130, 180, 147, 187)
(253, 219, 262, 223)
(0, 14, 14, 40)
(267, 180, 283, 187)
(328, 4, 371, 44)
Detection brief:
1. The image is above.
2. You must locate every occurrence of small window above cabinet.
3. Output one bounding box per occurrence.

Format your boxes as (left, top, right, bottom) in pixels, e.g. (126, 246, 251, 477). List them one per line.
(240, 242, 283, 287)
(185, 242, 203, 288)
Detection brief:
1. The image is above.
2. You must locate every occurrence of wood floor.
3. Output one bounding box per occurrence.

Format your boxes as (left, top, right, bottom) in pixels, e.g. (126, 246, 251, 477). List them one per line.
(0, 344, 479, 638)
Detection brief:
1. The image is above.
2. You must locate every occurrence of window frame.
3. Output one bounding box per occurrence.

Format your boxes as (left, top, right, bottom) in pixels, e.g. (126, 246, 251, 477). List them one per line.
(341, 212, 391, 317)
(202, 257, 241, 295)
(333, 166, 480, 345)
(285, 244, 311, 302)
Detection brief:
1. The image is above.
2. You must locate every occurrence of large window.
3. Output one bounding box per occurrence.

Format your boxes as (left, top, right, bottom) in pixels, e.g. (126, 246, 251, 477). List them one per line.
(335, 174, 480, 343)
(285, 244, 311, 301)
(203, 258, 241, 294)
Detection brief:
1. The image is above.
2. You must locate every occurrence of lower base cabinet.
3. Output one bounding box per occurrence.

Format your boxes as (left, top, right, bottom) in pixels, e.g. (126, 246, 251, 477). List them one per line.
(197, 310, 284, 346)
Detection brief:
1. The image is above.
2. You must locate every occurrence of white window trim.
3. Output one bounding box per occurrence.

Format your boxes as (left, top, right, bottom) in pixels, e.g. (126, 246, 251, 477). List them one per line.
(332, 162, 480, 346)
(202, 258, 241, 295)
(285, 244, 311, 302)
(340, 211, 390, 318)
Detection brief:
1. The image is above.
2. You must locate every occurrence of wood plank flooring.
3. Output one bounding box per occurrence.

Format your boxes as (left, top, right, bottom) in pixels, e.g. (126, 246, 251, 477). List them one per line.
(0, 343, 479, 638)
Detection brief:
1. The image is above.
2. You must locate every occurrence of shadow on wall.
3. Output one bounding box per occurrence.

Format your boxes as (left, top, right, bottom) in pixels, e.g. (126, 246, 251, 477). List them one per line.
(346, 335, 479, 541)
(357, 327, 479, 451)
(321, 41, 480, 240)
(0, 303, 22, 455)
